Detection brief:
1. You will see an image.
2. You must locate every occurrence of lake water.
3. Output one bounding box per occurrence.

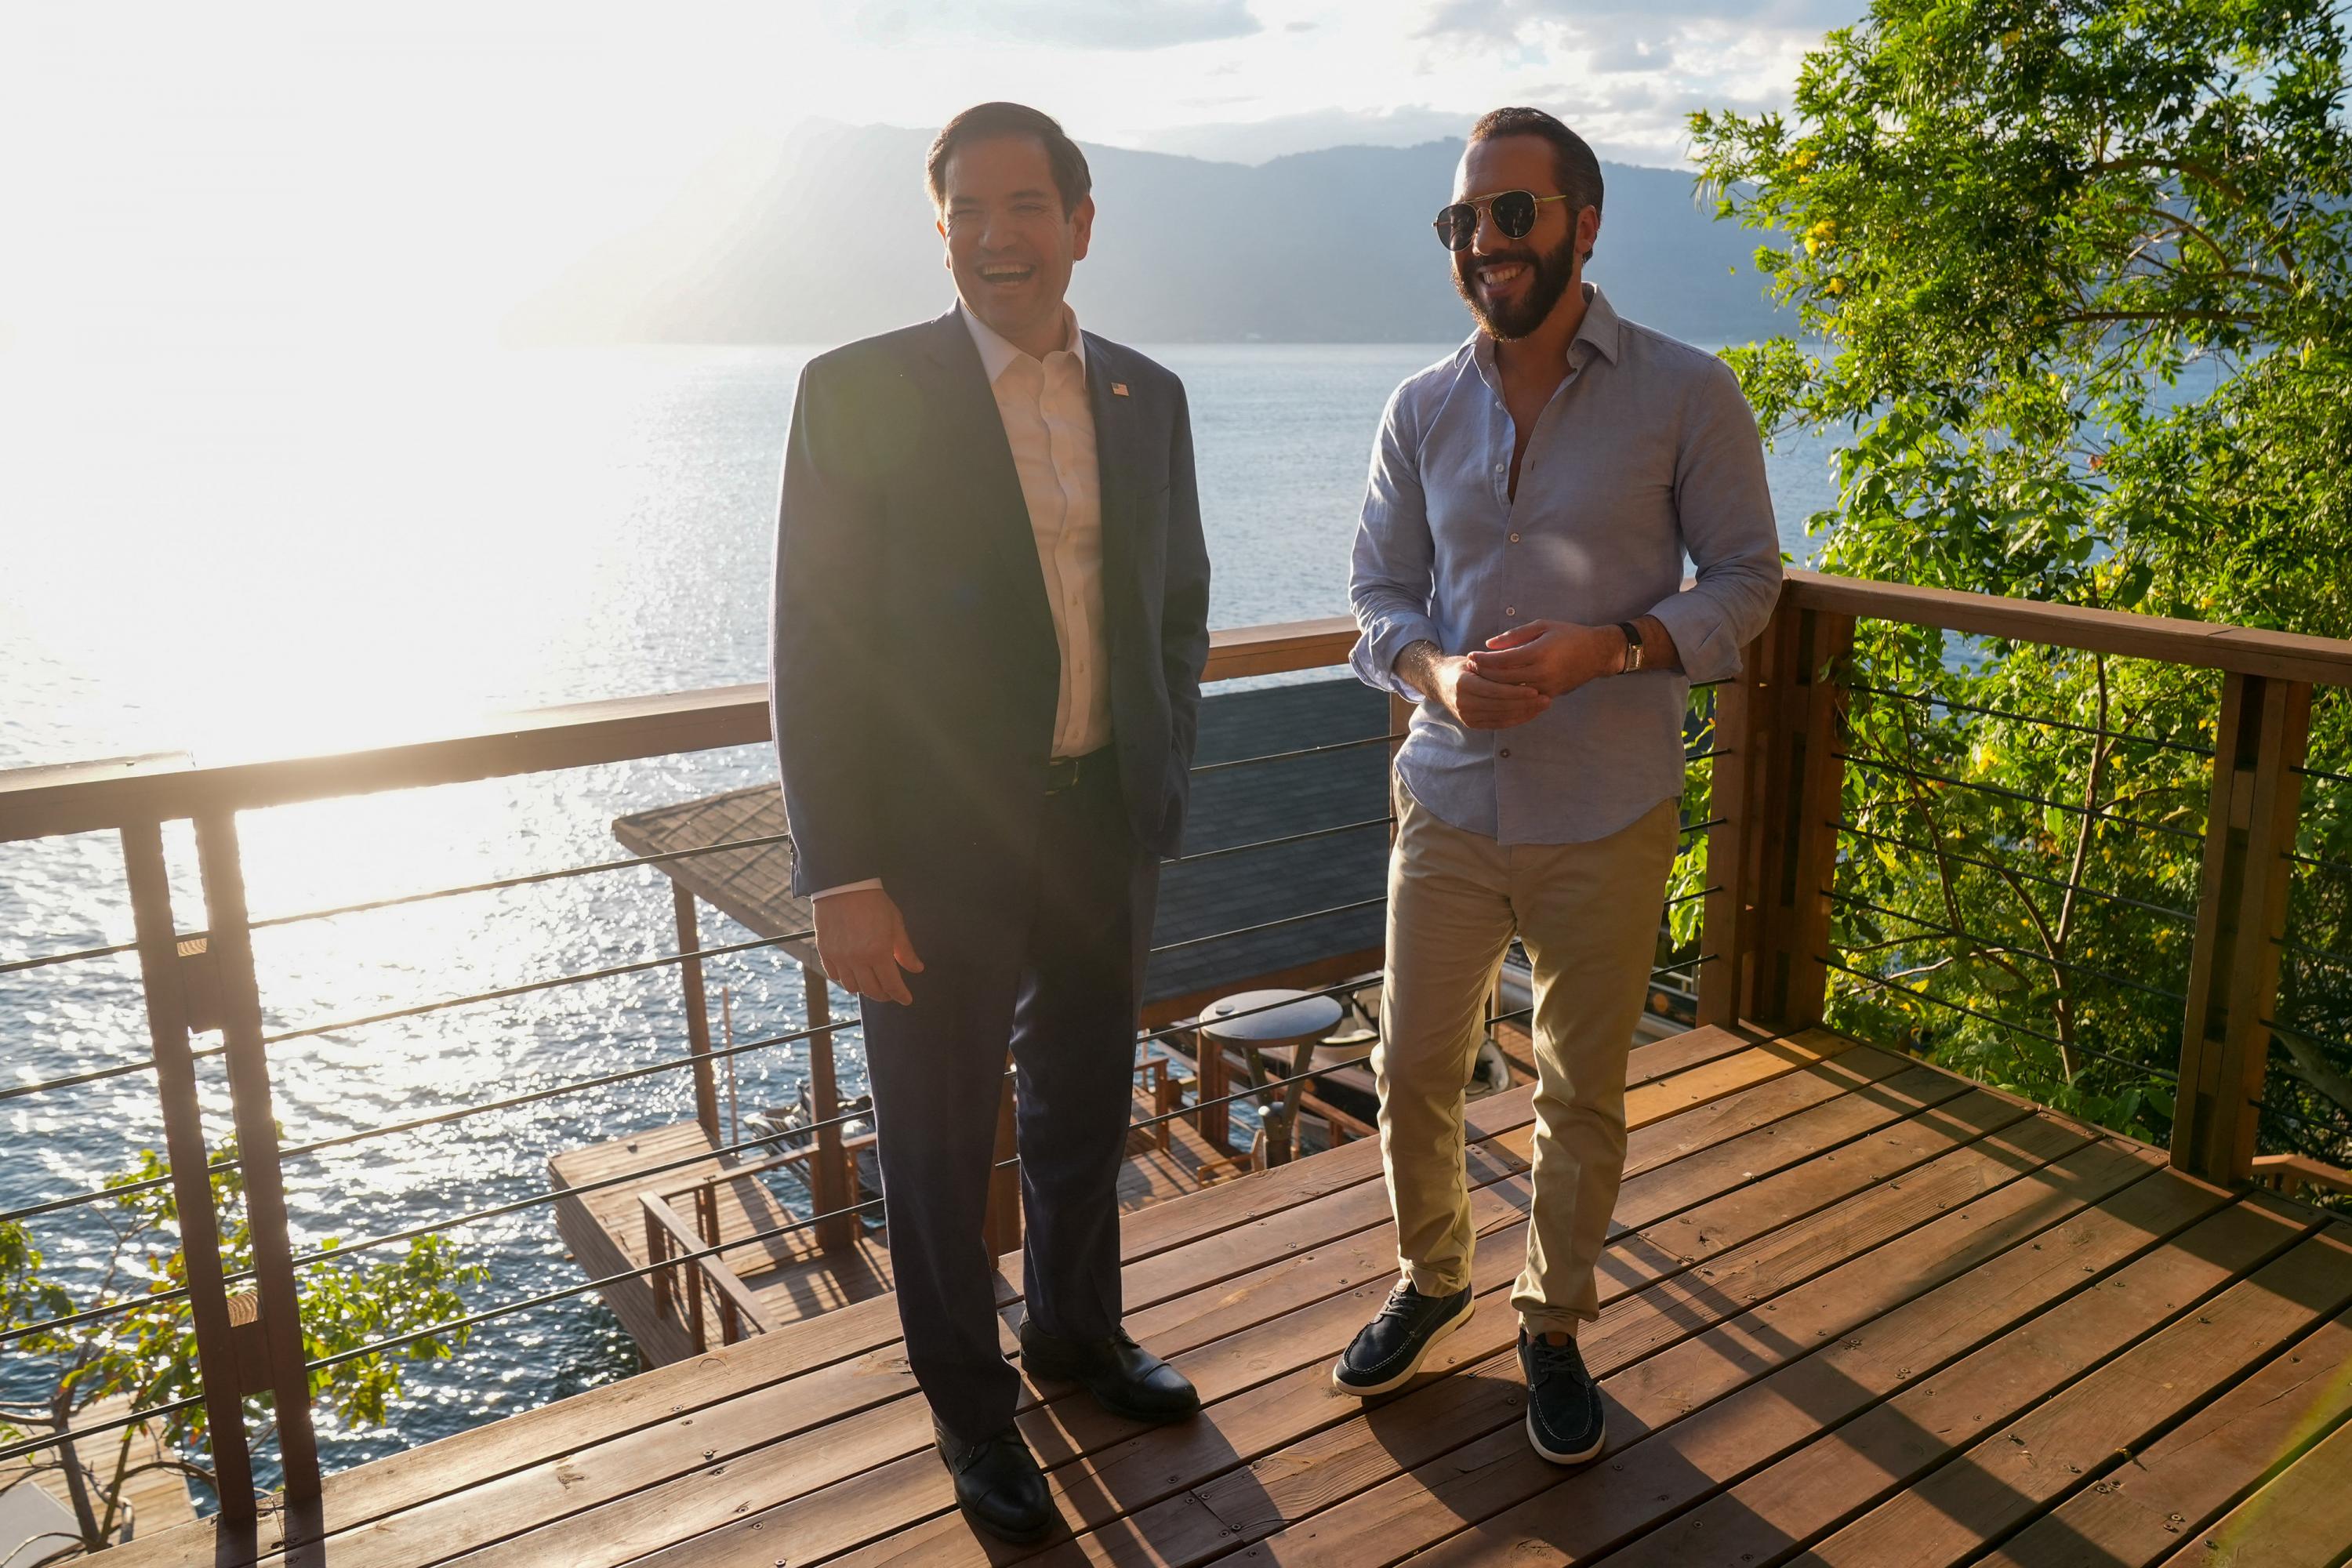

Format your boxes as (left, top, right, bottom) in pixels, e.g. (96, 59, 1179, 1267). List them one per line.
(0, 342, 1835, 1483)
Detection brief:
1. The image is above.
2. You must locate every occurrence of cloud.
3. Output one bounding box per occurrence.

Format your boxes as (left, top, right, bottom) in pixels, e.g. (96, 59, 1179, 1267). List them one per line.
(1588, 36, 1674, 72)
(855, 0, 1262, 51)
(1421, 0, 1854, 36)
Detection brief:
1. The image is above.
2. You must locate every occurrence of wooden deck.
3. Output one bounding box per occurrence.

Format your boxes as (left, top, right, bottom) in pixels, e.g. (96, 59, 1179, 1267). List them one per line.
(117, 1022, 2352, 1568)
(553, 1085, 1230, 1366)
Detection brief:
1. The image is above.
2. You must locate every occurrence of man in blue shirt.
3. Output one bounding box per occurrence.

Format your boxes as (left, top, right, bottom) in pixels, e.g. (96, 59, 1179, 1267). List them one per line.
(1333, 107, 1782, 1465)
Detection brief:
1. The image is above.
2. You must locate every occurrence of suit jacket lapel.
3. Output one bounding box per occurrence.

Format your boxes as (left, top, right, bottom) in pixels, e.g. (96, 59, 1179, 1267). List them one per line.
(917, 309, 1054, 637)
(1084, 332, 1144, 624)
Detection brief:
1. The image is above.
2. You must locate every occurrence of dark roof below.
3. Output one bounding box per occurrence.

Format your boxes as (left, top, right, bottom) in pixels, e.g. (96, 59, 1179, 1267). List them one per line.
(613, 677, 1391, 1013)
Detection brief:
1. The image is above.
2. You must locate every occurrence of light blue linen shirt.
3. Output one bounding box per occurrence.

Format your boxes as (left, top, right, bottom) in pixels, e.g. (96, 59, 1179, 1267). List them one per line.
(1349, 285, 1784, 845)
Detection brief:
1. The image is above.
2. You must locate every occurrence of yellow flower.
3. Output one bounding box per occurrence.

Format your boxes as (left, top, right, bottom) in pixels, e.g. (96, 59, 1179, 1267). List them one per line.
(1826, 276, 1846, 295)
(1806, 235, 1822, 256)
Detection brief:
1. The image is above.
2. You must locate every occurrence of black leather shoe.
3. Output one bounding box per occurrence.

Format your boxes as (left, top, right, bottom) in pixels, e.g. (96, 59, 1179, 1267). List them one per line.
(1519, 1330, 1606, 1465)
(932, 1420, 1054, 1544)
(1332, 1280, 1474, 1396)
(1018, 1320, 1202, 1424)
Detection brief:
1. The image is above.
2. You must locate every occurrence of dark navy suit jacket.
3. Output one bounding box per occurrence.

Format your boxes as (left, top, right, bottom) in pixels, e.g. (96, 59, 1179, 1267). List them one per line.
(770, 308, 1213, 902)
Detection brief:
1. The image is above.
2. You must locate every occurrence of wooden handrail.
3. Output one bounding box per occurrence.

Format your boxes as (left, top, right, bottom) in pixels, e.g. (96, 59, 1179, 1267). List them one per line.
(1784, 570, 2352, 687)
(638, 1192, 768, 1345)
(0, 619, 1363, 844)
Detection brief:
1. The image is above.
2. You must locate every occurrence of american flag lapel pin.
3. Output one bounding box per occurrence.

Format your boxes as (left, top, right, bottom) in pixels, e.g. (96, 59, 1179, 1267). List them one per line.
(1111, 381, 1130, 397)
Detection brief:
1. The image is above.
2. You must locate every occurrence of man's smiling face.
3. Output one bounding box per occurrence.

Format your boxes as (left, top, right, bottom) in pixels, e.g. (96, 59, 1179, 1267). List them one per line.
(1450, 134, 1591, 342)
(938, 134, 1094, 348)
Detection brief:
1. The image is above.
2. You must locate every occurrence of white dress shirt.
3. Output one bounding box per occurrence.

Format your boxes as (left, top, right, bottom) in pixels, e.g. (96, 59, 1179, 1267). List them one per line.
(812, 301, 1112, 902)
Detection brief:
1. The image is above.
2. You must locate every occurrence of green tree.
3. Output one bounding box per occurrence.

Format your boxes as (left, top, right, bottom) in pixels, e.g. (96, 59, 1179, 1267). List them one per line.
(1688, 0, 2352, 1151)
(0, 1143, 483, 1555)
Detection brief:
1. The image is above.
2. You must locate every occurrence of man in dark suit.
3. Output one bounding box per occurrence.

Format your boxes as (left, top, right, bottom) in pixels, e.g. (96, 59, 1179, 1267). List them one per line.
(769, 101, 1210, 1544)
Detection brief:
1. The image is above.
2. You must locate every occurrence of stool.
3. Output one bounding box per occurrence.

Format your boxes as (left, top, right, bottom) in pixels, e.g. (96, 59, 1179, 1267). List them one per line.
(1196, 989, 1345, 1169)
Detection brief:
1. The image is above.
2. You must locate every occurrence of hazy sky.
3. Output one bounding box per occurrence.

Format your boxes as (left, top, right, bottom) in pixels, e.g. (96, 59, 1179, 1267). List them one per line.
(0, 2, 1860, 351)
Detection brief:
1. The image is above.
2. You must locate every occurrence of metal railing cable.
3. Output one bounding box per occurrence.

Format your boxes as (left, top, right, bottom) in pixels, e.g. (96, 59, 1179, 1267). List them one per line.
(1186, 733, 1404, 775)
(1826, 890, 2190, 1004)
(235, 830, 801, 935)
(1148, 897, 1387, 956)
(1848, 681, 2216, 757)
(2273, 934, 2352, 972)
(1837, 754, 2208, 843)
(1823, 955, 2180, 1082)
(0, 938, 139, 977)
(2290, 760, 2352, 789)
(0, 1393, 205, 1468)
(275, 1011, 858, 1161)
(0, 1155, 241, 1229)
(0, 1282, 199, 1348)
(1831, 818, 2200, 925)
(260, 927, 815, 1047)
(2282, 848, 2352, 879)
(1163, 816, 1392, 868)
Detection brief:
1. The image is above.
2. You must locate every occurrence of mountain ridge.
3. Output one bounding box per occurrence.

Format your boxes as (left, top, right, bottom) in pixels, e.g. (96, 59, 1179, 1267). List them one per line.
(507, 122, 1788, 347)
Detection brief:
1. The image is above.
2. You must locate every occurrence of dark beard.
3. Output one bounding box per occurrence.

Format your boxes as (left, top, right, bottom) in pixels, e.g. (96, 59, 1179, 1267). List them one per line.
(1453, 230, 1579, 340)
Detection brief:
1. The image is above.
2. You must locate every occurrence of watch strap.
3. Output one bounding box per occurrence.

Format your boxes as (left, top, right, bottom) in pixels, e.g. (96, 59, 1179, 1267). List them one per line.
(1615, 620, 1644, 673)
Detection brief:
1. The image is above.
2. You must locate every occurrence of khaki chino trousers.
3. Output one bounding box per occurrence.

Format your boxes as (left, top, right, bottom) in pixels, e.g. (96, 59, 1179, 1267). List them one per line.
(1374, 779, 1681, 1334)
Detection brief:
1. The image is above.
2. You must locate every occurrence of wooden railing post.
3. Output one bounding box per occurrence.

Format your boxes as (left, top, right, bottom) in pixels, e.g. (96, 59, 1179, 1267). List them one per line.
(1700, 602, 1852, 1032)
(670, 886, 722, 1145)
(118, 822, 257, 1527)
(2173, 672, 2311, 1185)
(801, 962, 855, 1254)
(979, 1067, 1022, 1263)
(191, 811, 323, 1536)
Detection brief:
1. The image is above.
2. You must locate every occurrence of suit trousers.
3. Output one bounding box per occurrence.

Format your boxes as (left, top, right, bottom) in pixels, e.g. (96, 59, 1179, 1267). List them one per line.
(860, 758, 1155, 1443)
(1374, 779, 1681, 1335)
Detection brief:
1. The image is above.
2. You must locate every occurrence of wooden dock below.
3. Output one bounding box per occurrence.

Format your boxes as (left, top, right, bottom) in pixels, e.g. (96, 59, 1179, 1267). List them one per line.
(114, 1021, 2352, 1567)
(551, 1084, 1234, 1367)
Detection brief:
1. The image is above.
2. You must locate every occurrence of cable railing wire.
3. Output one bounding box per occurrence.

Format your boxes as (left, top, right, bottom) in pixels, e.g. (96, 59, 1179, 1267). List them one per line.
(1163, 816, 1393, 869)
(277, 1010, 860, 1161)
(1186, 732, 1404, 775)
(260, 927, 815, 1047)
(1838, 753, 2207, 843)
(0, 937, 140, 977)
(1826, 890, 2190, 1004)
(1824, 955, 2180, 1082)
(1149, 896, 1387, 956)
(1849, 681, 2216, 757)
(1831, 818, 2200, 926)
(0, 1393, 205, 1468)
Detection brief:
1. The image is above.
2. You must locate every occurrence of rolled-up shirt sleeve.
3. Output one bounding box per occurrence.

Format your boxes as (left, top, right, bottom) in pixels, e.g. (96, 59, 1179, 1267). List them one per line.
(1349, 384, 1443, 699)
(1647, 358, 1784, 684)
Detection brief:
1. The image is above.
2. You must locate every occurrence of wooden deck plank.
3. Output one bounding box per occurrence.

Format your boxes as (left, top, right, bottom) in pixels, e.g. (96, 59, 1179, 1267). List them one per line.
(1095, 1111, 2122, 1568)
(416, 1036, 1850, 1568)
(1778, 1222, 2352, 1568)
(1566, 1198, 2326, 1568)
(127, 1028, 1755, 1568)
(1381, 1166, 2266, 1568)
(1978, 1300, 2352, 1568)
(2150, 1407, 2352, 1567)
(1794, 1225, 2352, 1566)
(604, 1080, 2044, 1567)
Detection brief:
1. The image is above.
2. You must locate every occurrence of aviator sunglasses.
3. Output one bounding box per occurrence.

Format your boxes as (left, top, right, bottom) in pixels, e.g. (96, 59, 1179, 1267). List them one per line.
(1432, 190, 1571, 251)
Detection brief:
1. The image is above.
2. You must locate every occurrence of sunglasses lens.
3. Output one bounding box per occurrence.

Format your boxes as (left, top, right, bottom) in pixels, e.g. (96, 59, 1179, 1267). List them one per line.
(1435, 204, 1475, 251)
(1493, 191, 1537, 238)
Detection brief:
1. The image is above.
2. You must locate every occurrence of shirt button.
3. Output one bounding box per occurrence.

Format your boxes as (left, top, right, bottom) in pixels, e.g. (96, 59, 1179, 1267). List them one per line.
(1508, 532, 1521, 543)
(1500, 747, 1512, 758)
(1505, 606, 1517, 617)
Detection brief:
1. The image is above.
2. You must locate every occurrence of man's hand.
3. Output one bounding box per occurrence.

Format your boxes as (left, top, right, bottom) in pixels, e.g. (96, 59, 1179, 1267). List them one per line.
(1465, 620, 1624, 698)
(813, 886, 924, 1006)
(1397, 641, 1551, 731)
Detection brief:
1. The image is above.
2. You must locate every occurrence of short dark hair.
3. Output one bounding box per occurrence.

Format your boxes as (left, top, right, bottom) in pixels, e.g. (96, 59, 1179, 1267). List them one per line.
(1468, 107, 1603, 260)
(926, 102, 1092, 216)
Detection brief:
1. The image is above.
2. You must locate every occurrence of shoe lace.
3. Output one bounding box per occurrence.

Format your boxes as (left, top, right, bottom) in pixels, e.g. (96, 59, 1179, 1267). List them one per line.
(1523, 1334, 1584, 1387)
(1377, 1283, 1429, 1323)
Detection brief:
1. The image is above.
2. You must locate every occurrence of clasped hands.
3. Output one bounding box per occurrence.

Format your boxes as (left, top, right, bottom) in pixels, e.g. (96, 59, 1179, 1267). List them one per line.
(1428, 620, 1624, 731)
